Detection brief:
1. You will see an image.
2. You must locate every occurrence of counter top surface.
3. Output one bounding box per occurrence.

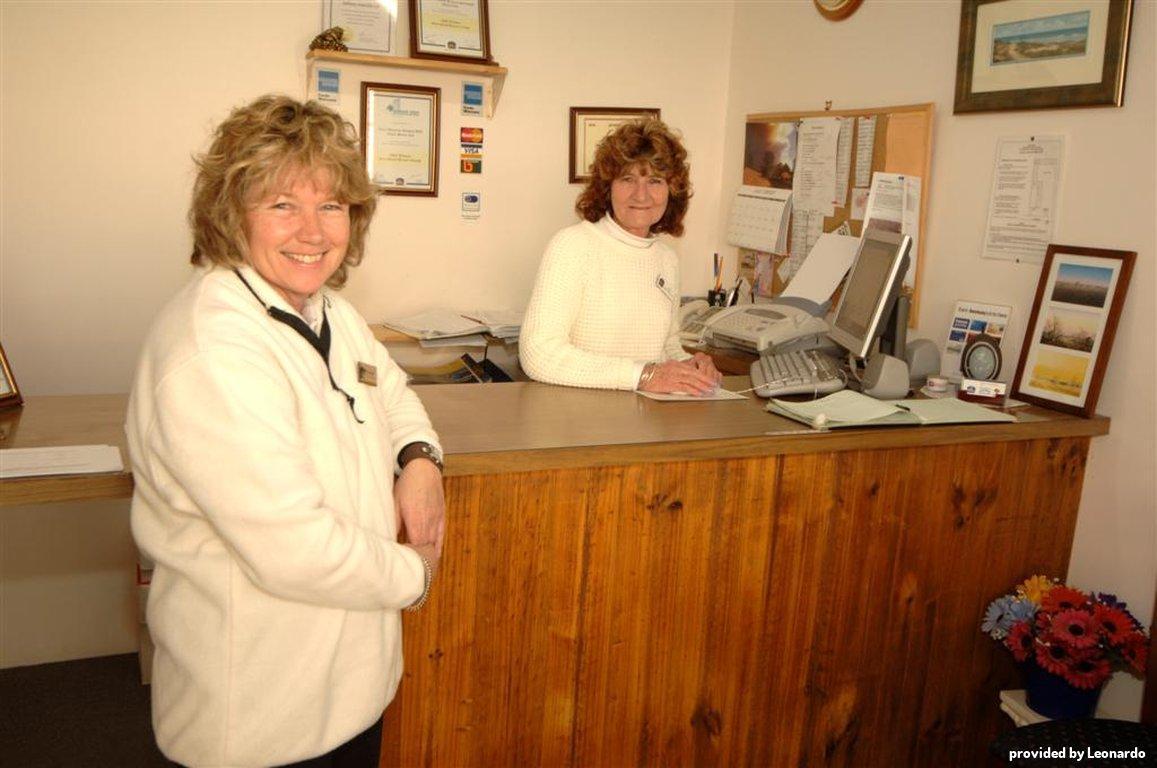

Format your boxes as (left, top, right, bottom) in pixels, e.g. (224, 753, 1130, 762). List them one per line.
(0, 381, 1110, 499)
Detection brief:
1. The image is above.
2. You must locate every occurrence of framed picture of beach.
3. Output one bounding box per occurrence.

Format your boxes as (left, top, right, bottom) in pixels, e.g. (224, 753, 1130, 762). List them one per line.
(1011, 245, 1135, 417)
(954, 0, 1134, 113)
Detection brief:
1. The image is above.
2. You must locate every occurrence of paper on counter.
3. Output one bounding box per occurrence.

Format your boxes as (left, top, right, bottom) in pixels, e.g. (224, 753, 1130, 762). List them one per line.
(382, 308, 487, 339)
(780, 232, 859, 304)
(0, 445, 123, 479)
(419, 334, 489, 348)
(637, 389, 748, 402)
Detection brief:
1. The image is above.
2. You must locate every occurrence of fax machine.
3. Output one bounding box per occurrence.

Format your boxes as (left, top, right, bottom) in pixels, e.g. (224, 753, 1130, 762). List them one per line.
(704, 297, 831, 355)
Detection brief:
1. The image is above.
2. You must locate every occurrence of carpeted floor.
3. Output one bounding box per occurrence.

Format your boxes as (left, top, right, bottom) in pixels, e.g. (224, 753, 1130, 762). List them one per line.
(0, 653, 178, 768)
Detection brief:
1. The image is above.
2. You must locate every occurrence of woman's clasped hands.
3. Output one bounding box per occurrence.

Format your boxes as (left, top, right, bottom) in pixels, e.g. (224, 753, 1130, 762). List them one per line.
(638, 352, 723, 396)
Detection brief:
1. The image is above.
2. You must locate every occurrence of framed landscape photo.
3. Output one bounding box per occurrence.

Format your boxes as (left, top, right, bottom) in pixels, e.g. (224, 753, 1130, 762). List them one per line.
(1011, 245, 1135, 417)
(409, 0, 492, 63)
(954, 0, 1135, 113)
(361, 82, 440, 197)
(568, 107, 660, 184)
(0, 342, 22, 410)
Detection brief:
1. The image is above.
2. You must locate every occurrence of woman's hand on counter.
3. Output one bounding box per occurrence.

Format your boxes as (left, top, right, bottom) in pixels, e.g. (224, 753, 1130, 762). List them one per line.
(638, 359, 721, 396)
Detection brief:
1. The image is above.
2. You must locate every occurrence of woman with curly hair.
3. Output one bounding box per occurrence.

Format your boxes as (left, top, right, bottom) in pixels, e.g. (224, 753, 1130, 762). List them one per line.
(126, 95, 444, 767)
(520, 118, 722, 393)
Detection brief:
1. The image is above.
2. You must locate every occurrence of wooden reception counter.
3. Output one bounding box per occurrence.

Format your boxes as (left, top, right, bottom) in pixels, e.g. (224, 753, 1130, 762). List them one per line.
(0, 384, 1110, 766)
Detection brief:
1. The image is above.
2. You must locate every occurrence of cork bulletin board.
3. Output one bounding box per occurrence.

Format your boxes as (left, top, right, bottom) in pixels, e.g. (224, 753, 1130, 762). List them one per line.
(739, 102, 934, 323)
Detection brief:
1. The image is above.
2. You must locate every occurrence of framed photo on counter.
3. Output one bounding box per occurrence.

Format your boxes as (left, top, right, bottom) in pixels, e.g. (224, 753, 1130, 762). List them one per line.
(0, 342, 22, 410)
(1011, 244, 1135, 417)
(361, 82, 441, 197)
(409, 0, 492, 62)
(954, 0, 1135, 113)
(568, 107, 660, 184)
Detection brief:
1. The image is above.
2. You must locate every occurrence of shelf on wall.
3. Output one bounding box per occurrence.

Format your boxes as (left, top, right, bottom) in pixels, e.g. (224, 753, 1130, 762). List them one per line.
(305, 49, 507, 116)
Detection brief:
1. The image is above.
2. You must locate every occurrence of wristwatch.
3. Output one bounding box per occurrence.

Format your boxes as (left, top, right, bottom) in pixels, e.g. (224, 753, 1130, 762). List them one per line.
(398, 441, 444, 473)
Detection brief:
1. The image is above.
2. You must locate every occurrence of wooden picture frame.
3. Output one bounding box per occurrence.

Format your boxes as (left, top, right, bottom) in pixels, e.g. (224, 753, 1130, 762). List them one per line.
(1011, 245, 1135, 417)
(409, 0, 492, 63)
(361, 82, 441, 197)
(954, 0, 1134, 113)
(568, 107, 660, 184)
(0, 342, 23, 410)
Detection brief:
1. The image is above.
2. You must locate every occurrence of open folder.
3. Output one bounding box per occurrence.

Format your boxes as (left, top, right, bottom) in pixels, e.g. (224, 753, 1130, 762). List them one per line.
(767, 390, 1016, 430)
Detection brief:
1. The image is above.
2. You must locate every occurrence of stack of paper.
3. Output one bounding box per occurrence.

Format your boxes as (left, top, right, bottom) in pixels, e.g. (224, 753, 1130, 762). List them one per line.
(766, 390, 1016, 430)
(462, 309, 523, 340)
(0, 445, 124, 478)
(383, 308, 523, 343)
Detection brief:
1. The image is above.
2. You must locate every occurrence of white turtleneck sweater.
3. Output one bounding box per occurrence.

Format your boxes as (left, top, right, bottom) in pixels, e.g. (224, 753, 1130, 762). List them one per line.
(520, 216, 691, 390)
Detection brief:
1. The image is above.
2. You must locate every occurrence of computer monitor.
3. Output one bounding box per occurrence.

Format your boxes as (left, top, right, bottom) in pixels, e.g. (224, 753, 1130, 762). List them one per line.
(827, 228, 912, 360)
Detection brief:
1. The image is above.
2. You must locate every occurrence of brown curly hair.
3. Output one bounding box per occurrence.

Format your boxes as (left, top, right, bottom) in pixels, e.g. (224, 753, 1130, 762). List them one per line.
(188, 94, 377, 289)
(575, 118, 692, 237)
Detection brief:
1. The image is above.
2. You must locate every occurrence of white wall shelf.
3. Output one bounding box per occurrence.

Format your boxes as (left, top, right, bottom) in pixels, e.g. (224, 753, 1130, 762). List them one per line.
(305, 50, 507, 116)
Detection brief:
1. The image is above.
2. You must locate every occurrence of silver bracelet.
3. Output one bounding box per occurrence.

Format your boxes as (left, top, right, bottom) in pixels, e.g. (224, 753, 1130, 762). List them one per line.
(404, 550, 433, 612)
(638, 363, 657, 389)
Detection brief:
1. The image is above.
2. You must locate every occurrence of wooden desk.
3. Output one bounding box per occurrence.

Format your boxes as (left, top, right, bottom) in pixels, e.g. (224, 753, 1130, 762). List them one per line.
(0, 395, 133, 506)
(0, 387, 1112, 767)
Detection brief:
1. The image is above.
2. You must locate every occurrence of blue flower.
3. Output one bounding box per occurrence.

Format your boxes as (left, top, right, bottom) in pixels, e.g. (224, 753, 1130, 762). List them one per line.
(982, 595, 1036, 639)
(982, 597, 1014, 639)
(1007, 597, 1037, 623)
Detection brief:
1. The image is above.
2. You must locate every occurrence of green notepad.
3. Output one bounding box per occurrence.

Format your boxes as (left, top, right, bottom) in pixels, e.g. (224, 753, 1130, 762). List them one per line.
(767, 390, 1016, 430)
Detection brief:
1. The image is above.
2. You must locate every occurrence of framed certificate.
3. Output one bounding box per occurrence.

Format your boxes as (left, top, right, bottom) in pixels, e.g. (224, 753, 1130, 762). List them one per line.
(568, 107, 660, 184)
(323, 0, 396, 55)
(409, 0, 492, 63)
(360, 83, 441, 197)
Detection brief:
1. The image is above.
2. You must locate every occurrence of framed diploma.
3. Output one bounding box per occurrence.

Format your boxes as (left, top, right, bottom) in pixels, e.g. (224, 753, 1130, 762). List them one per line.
(568, 107, 660, 184)
(409, 0, 492, 63)
(323, 0, 396, 55)
(361, 83, 441, 197)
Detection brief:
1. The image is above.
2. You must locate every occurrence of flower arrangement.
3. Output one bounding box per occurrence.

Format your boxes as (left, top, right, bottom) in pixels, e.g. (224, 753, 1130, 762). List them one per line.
(982, 575, 1149, 690)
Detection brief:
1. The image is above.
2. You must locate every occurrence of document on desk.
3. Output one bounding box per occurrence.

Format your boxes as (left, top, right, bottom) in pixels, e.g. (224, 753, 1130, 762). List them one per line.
(381, 308, 487, 339)
(637, 389, 748, 402)
(766, 390, 1015, 430)
(0, 445, 123, 478)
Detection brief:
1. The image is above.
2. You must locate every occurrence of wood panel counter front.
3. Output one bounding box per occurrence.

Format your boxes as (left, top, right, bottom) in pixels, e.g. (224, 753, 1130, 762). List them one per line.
(0, 385, 1110, 767)
(387, 382, 1107, 767)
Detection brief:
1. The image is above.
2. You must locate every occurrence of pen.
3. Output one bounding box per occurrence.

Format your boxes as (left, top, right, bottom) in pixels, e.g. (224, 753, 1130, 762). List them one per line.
(713, 252, 722, 291)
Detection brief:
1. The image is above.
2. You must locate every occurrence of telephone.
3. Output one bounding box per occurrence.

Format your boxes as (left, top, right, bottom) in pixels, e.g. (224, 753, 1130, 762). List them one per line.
(704, 299, 831, 355)
(678, 300, 724, 344)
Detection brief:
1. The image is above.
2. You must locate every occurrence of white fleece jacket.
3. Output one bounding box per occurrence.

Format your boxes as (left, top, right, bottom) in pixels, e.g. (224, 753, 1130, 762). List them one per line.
(519, 216, 690, 390)
(126, 265, 439, 767)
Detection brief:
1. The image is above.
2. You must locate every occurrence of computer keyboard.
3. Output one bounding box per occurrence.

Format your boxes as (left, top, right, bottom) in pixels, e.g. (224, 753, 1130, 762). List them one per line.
(750, 349, 846, 398)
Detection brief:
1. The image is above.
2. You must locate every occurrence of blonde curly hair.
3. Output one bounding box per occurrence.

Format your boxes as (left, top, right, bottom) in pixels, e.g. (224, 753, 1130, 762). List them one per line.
(188, 94, 377, 289)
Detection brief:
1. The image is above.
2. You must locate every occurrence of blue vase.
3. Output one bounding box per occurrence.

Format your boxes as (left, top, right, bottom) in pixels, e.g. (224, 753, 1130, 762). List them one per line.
(1022, 661, 1103, 719)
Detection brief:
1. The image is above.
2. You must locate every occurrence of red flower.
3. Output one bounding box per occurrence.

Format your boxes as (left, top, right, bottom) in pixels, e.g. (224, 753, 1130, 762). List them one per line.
(1119, 635, 1149, 676)
(1093, 603, 1137, 646)
(1035, 635, 1070, 676)
(1049, 609, 1098, 649)
(1042, 586, 1088, 613)
(1062, 650, 1112, 690)
(1004, 621, 1035, 662)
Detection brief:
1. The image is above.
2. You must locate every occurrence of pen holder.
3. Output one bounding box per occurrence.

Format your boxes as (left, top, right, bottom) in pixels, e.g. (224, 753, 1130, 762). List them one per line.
(707, 289, 727, 307)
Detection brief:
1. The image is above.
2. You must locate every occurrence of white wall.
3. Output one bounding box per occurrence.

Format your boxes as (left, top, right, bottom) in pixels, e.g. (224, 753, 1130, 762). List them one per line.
(717, 0, 1155, 719)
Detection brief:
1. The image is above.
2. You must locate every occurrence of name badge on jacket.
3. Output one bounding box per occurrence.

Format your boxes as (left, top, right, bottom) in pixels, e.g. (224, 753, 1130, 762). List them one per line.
(357, 362, 378, 386)
(655, 273, 677, 304)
